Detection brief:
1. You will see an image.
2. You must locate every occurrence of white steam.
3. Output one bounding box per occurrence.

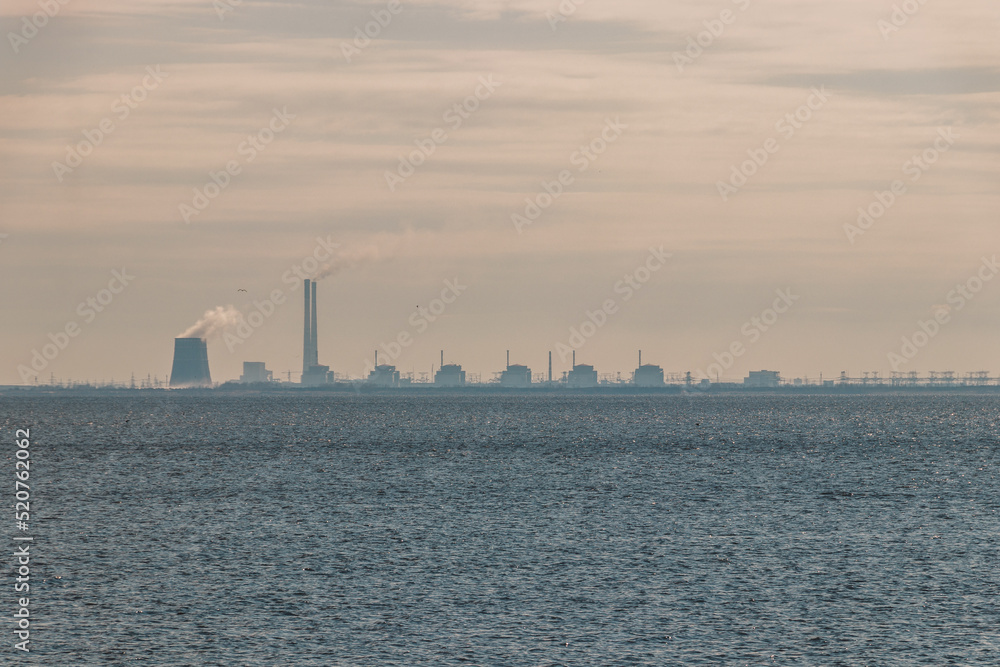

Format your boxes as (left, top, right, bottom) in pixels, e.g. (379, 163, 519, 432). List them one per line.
(178, 305, 242, 340)
(315, 245, 381, 281)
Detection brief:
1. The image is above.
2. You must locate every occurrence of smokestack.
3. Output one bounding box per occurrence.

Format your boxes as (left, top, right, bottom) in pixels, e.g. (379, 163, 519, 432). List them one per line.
(375, 349, 378, 367)
(303, 280, 311, 374)
(506, 350, 509, 369)
(169, 338, 212, 387)
(572, 350, 576, 368)
(548, 351, 552, 382)
(639, 350, 642, 367)
(441, 350, 444, 367)
(310, 280, 319, 366)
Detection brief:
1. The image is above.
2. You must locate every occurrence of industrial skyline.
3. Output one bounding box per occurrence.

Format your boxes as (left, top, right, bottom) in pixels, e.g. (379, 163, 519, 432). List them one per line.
(30, 277, 1000, 391)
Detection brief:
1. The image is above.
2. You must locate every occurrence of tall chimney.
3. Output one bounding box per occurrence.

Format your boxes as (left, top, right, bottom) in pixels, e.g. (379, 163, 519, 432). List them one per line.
(506, 350, 510, 369)
(572, 350, 576, 368)
(441, 350, 444, 367)
(303, 279, 311, 375)
(310, 280, 319, 367)
(548, 351, 552, 383)
(639, 350, 642, 367)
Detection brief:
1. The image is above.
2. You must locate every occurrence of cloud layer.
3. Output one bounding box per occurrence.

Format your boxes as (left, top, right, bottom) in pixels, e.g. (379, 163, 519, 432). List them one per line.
(2, 0, 999, 384)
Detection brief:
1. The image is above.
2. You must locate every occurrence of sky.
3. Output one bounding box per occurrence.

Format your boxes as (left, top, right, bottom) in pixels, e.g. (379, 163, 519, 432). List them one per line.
(1, 0, 999, 385)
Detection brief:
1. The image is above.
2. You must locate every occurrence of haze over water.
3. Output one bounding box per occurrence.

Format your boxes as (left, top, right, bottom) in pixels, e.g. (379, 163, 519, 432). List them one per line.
(7, 394, 998, 665)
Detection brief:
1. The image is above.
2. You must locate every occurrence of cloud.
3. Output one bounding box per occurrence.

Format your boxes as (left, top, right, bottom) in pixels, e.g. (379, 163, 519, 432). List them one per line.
(761, 68, 1000, 96)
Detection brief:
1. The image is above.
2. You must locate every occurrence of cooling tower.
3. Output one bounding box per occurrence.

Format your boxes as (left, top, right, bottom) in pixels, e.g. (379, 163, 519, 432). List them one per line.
(169, 337, 212, 387)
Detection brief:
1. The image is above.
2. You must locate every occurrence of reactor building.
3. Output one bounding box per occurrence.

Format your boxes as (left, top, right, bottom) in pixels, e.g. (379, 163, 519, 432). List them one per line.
(434, 351, 466, 387)
(367, 351, 400, 387)
(499, 351, 531, 388)
(169, 338, 212, 387)
(566, 351, 598, 388)
(634, 351, 665, 387)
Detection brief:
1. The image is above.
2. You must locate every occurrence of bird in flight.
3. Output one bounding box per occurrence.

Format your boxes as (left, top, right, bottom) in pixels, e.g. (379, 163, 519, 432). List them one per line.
(238, 289, 247, 292)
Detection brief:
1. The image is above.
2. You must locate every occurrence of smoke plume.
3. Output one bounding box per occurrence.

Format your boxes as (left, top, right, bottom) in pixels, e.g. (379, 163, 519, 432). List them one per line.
(178, 305, 242, 340)
(314, 245, 381, 281)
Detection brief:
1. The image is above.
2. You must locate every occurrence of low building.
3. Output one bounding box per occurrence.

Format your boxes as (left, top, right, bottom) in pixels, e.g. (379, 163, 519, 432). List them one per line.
(744, 370, 781, 388)
(567, 364, 598, 388)
(634, 364, 665, 387)
(500, 364, 531, 388)
(368, 364, 400, 388)
(240, 361, 273, 383)
(302, 364, 334, 386)
(435, 364, 466, 387)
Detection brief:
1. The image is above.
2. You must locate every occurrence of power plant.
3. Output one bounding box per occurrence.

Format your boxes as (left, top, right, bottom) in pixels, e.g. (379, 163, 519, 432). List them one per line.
(169, 338, 212, 387)
(153, 284, 1000, 393)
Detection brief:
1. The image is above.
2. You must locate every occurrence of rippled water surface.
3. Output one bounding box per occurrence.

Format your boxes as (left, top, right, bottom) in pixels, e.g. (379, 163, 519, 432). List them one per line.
(3, 394, 999, 665)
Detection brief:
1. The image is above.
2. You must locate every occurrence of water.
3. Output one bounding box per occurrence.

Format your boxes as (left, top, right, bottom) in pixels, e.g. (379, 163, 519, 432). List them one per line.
(3, 394, 998, 665)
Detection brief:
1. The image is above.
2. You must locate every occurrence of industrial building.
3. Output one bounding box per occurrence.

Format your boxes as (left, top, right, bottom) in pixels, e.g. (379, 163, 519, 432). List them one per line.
(499, 351, 531, 387)
(634, 364, 665, 387)
(567, 365, 598, 388)
(745, 370, 781, 388)
(169, 338, 212, 387)
(239, 362, 273, 383)
(633, 351, 665, 387)
(567, 354, 598, 388)
(434, 365, 466, 386)
(301, 279, 333, 385)
(303, 364, 334, 386)
(435, 352, 465, 386)
(368, 365, 400, 387)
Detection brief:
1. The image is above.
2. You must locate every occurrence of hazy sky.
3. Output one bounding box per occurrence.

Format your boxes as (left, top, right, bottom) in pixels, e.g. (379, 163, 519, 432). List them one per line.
(2, 0, 999, 385)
